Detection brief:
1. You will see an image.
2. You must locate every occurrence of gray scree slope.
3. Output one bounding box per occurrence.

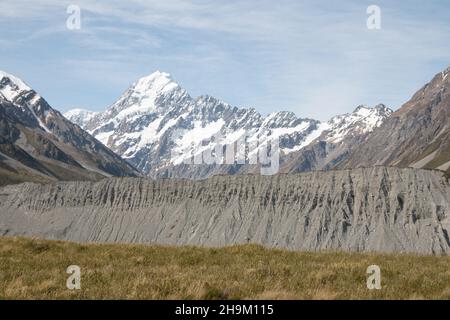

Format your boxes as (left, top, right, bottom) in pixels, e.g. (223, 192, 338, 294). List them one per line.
(0, 167, 449, 254)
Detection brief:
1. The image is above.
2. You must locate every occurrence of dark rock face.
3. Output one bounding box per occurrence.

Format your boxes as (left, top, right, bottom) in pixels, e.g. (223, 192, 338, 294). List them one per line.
(1, 167, 449, 255)
(340, 67, 450, 174)
(0, 71, 139, 185)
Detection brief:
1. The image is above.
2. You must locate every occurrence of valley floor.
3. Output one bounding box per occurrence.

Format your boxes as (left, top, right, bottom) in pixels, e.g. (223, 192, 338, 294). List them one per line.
(0, 236, 450, 300)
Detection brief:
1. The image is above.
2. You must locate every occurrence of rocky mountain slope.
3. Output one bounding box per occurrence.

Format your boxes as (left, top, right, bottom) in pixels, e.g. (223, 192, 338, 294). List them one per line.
(0, 70, 139, 185)
(281, 104, 392, 173)
(341, 67, 450, 175)
(66, 72, 390, 179)
(1, 167, 449, 254)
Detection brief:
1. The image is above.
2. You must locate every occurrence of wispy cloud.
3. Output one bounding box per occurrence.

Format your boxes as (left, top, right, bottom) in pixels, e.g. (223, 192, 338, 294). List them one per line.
(1, 0, 449, 120)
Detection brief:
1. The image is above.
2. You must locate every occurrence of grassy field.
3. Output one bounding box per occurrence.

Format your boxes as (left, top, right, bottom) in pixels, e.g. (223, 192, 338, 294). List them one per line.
(1, 236, 450, 300)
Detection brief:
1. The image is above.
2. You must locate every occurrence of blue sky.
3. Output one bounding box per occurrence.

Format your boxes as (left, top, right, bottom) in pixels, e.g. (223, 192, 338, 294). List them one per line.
(0, 0, 449, 120)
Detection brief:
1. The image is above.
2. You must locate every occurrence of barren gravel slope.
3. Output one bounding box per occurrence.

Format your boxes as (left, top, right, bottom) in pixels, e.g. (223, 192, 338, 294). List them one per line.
(0, 167, 449, 254)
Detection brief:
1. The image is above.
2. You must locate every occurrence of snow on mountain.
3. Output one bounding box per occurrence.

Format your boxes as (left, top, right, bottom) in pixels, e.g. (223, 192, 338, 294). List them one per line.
(70, 71, 323, 178)
(0, 70, 139, 182)
(281, 104, 393, 174)
(67, 71, 392, 179)
(97, 71, 189, 125)
(64, 108, 98, 127)
(0, 70, 34, 102)
(0, 69, 52, 133)
(324, 104, 392, 143)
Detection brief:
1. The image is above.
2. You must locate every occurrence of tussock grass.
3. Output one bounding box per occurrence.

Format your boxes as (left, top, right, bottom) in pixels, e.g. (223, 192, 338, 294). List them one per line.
(1, 236, 450, 300)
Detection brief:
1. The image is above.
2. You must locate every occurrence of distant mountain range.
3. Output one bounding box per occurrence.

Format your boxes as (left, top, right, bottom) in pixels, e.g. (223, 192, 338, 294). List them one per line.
(0, 66, 448, 185)
(0, 71, 139, 185)
(65, 71, 393, 179)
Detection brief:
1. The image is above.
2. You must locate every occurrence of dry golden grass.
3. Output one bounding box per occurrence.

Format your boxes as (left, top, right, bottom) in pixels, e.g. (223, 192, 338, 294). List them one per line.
(1, 236, 450, 300)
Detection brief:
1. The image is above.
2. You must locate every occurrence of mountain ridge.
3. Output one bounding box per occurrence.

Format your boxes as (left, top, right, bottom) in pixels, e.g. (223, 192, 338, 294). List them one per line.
(0, 70, 140, 185)
(66, 71, 392, 179)
(340, 66, 450, 174)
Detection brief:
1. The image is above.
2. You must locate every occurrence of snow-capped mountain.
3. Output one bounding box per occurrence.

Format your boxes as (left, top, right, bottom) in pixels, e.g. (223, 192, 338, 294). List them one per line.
(66, 71, 324, 178)
(281, 104, 393, 173)
(0, 70, 139, 184)
(66, 71, 392, 179)
(63, 108, 98, 128)
(324, 104, 392, 143)
(0, 70, 34, 101)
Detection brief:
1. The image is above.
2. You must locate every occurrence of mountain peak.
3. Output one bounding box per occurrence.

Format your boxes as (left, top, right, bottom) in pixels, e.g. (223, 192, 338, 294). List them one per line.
(101, 71, 188, 120)
(0, 70, 30, 88)
(441, 66, 450, 81)
(0, 70, 32, 102)
(139, 70, 172, 82)
(324, 104, 392, 144)
(352, 104, 392, 116)
(132, 70, 179, 95)
(352, 105, 370, 113)
(352, 105, 374, 117)
(0, 71, 140, 182)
